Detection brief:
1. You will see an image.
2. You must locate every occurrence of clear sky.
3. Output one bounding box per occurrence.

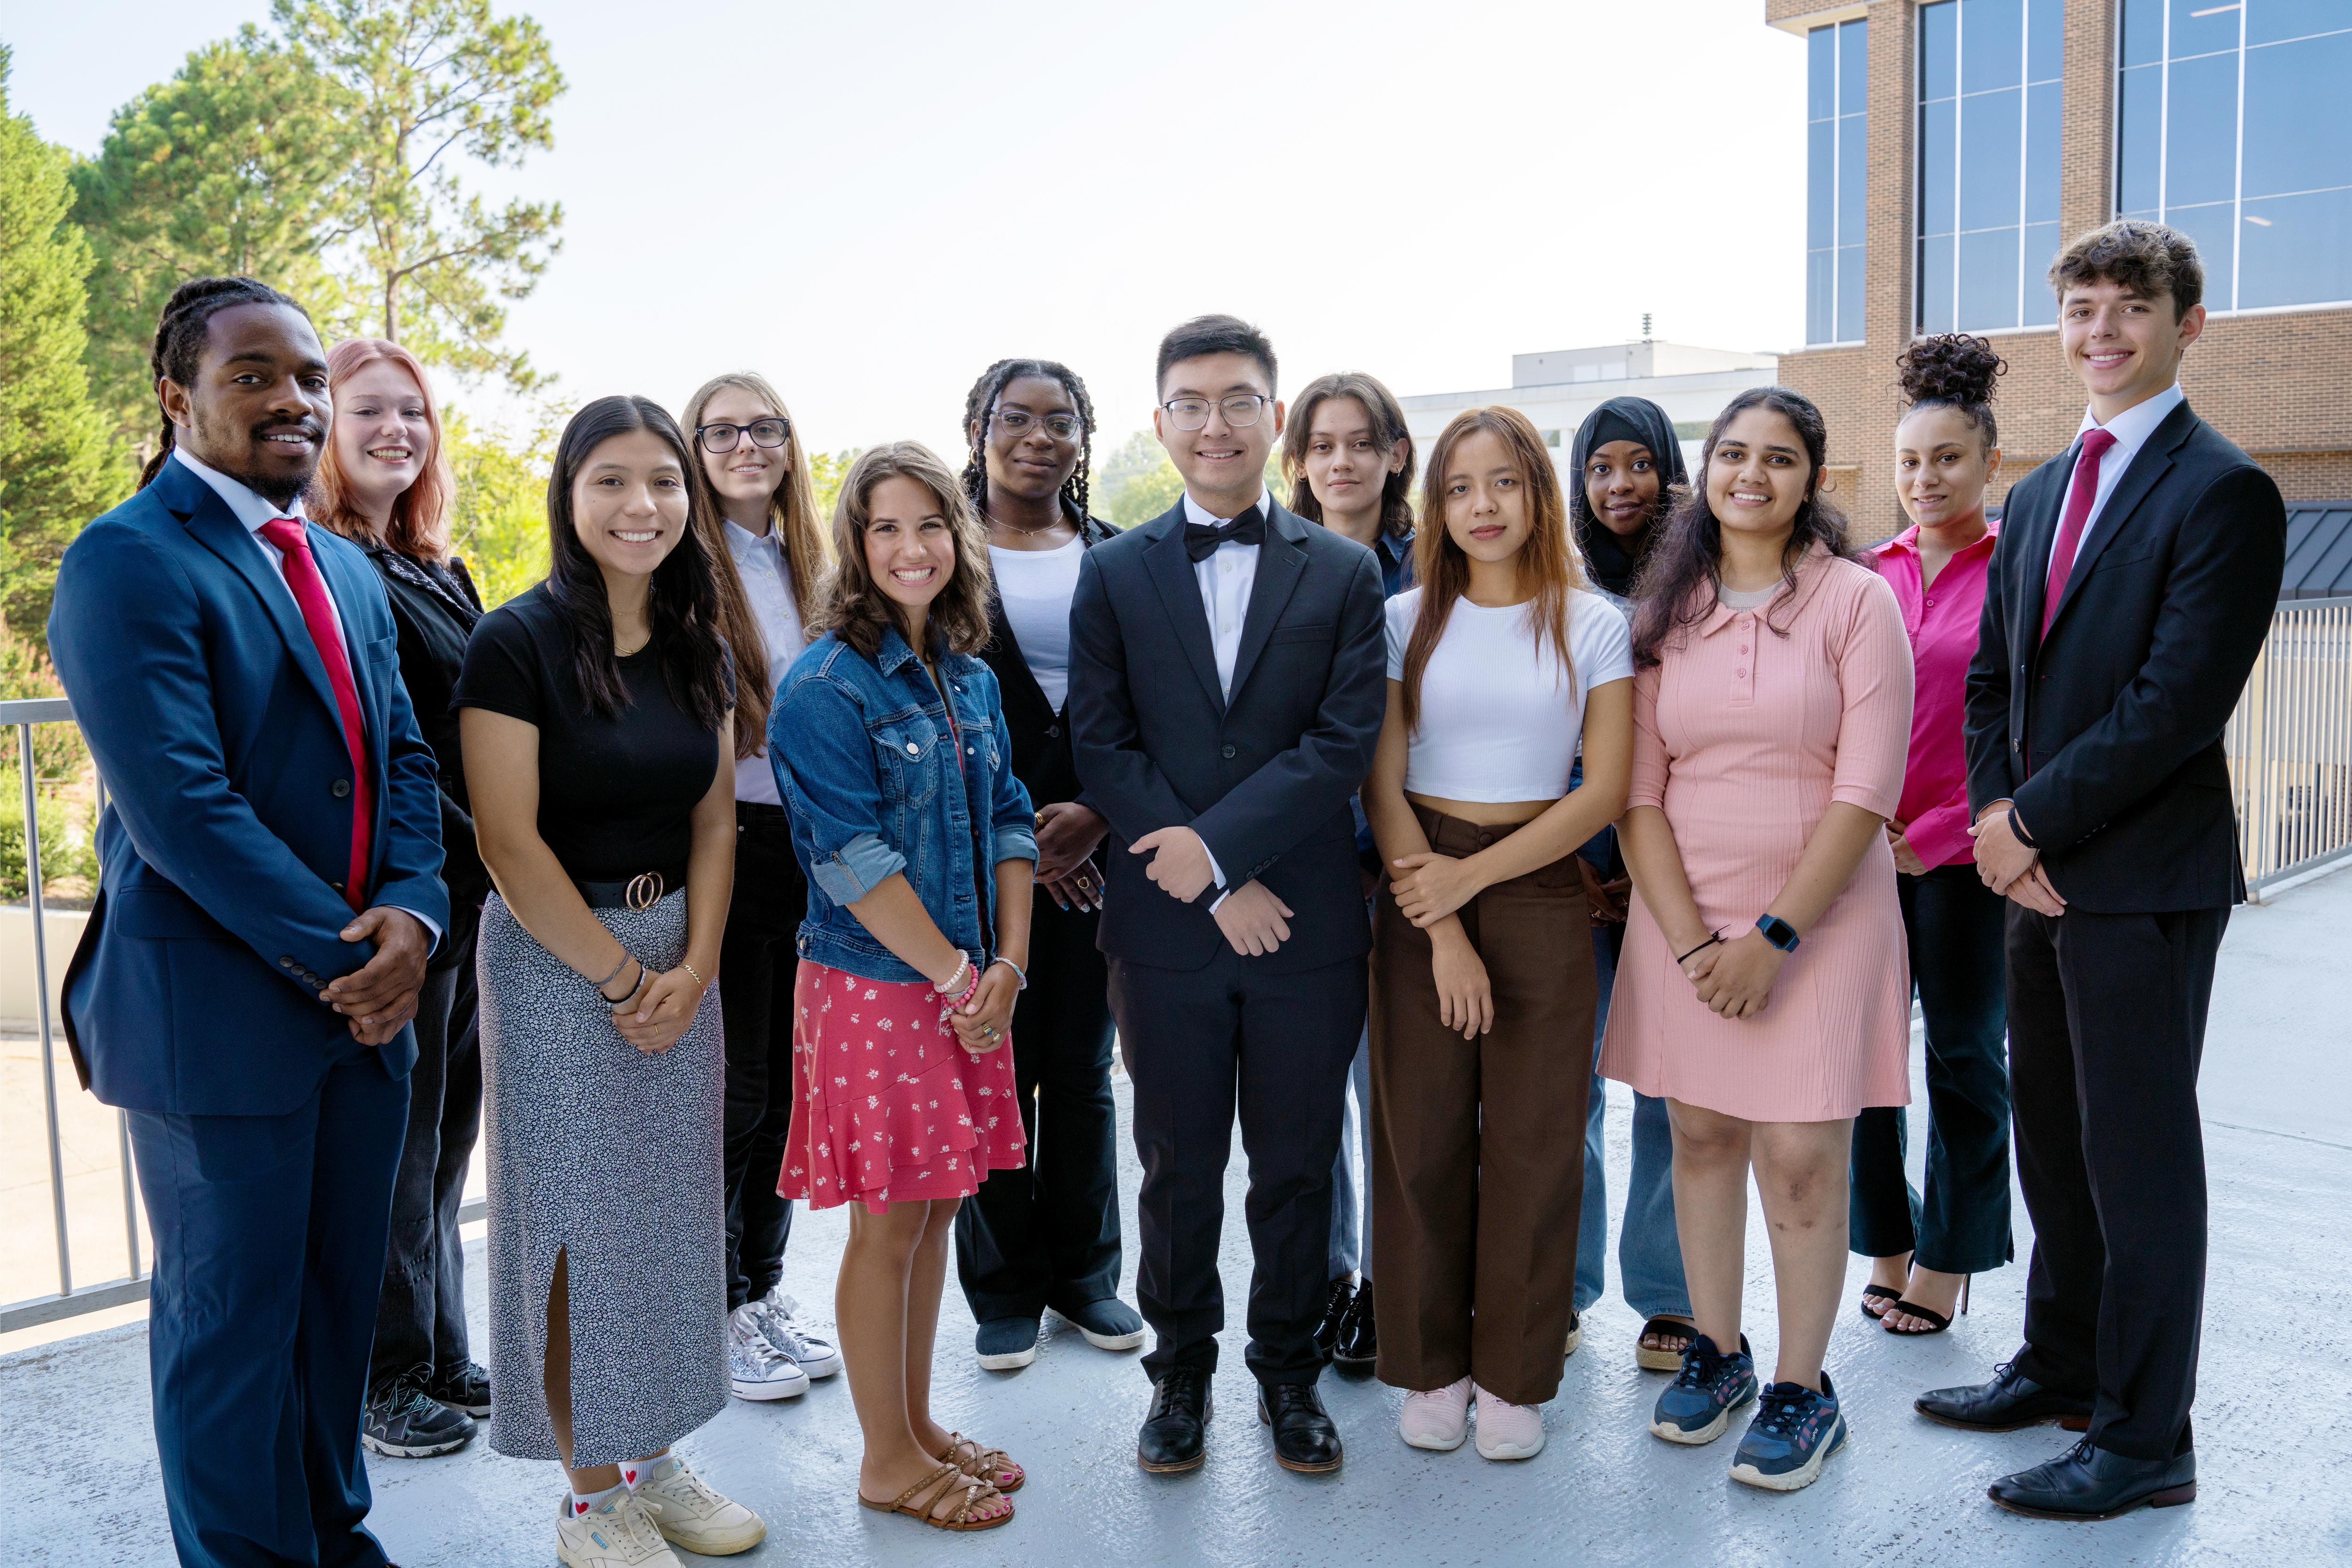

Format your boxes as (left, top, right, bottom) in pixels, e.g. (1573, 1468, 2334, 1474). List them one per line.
(9, 0, 1807, 461)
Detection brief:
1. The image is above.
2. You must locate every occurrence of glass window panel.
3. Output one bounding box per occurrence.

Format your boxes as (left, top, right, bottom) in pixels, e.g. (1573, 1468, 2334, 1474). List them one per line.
(1840, 19, 1870, 115)
(2026, 80, 2062, 222)
(2249, 1, 2352, 46)
(1808, 249, 1837, 344)
(1920, 234, 1958, 334)
(2165, 200, 2238, 309)
(2163, 50, 2241, 209)
(2239, 186, 2352, 306)
(1921, 97, 1958, 235)
(2022, 222, 2061, 324)
(1810, 119, 1836, 249)
(2026, 0, 2063, 81)
(1809, 24, 1836, 120)
(1963, 0, 2025, 92)
(1958, 226, 2024, 329)
(1960, 86, 2024, 230)
(1839, 112, 1868, 244)
(1922, 1, 1958, 100)
(1837, 246, 1866, 342)
(2170, 0, 2245, 57)
(2121, 0, 2166, 67)
(2243, 34, 2352, 198)
(2118, 64, 2164, 213)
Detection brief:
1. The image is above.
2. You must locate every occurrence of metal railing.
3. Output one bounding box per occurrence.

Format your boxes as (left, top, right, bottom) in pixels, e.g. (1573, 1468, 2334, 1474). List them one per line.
(4, 597, 2349, 1336)
(2229, 596, 2352, 897)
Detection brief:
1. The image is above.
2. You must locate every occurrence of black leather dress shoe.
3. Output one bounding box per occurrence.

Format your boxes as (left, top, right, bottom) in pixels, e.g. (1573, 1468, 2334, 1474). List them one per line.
(1330, 1283, 1377, 1370)
(1137, 1366, 1213, 1473)
(1916, 1359, 2094, 1433)
(1258, 1381, 1343, 1473)
(1311, 1277, 1355, 1360)
(1989, 1437, 2195, 1520)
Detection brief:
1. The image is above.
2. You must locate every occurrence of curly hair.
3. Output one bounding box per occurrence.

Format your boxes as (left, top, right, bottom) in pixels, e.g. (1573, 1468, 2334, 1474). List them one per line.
(1896, 332, 2006, 451)
(958, 358, 1097, 521)
(809, 442, 995, 660)
(2048, 218, 2204, 318)
(1629, 386, 1861, 669)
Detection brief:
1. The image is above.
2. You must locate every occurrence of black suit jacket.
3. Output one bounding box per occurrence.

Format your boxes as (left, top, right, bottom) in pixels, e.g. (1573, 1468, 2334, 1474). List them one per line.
(1069, 498, 1386, 973)
(1963, 399, 2286, 912)
(979, 509, 1119, 810)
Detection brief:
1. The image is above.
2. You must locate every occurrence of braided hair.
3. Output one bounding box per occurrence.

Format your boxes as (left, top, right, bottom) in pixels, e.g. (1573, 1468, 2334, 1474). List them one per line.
(137, 276, 310, 489)
(958, 358, 1098, 522)
(1895, 333, 2006, 452)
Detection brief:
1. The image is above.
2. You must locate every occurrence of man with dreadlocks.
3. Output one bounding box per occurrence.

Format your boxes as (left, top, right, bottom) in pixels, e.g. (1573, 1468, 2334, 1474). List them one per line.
(48, 277, 448, 1568)
(948, 358, 1149, 1374)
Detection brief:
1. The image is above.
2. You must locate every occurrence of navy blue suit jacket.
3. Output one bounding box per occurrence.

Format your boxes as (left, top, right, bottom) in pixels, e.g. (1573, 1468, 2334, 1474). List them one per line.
(1068, 499, 1386, 974)
(47, 458, 449, 1116)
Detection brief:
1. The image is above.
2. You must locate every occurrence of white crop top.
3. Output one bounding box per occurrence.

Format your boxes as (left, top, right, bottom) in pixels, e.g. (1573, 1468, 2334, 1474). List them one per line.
(1383, 587, 1634, 802)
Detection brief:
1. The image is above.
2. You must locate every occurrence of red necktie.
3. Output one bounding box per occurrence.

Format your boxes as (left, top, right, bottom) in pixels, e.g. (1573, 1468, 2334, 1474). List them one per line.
(260, 518, 373, 911)
(2041, 426, 2118, 639)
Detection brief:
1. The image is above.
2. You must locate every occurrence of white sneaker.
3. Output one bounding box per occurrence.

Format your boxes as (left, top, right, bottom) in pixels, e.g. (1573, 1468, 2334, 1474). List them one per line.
(749, 1285, 842, 1379)
(1399, 1377, 1472, 1451)
(556, 1490, 682, 1568)
(629, 1454, 767, 1556)
(727, 1305, 809, 1399)
(1474, 1384, 1546, 1460)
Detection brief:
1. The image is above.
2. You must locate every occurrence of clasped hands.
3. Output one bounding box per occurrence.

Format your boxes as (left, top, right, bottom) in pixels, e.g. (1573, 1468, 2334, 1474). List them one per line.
(1969, 801, 2066, 917)
(600, 955, 708, 1056)
(1130, 824, 1293, 956)
(323, 907, 432, 1045)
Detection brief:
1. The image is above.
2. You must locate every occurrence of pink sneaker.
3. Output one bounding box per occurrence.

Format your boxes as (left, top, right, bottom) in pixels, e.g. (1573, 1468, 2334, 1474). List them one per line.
(1398, 1377, 1471, 1451)
(1474, 1385, 1546, 1460)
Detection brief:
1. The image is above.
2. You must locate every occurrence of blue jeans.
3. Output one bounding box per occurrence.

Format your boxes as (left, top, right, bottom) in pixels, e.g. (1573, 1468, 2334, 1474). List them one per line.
(1326, 1025, 1373, 1281)
(1573, 823, 1690, 1320)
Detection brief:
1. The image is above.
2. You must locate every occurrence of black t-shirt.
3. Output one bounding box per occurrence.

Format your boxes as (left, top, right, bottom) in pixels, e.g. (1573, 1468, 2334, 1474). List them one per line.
(451, 582, 729, 882)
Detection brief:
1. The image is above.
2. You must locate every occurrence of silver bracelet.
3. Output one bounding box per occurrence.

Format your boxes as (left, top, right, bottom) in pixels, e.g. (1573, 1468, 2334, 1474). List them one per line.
(604, 959, 648, 1009)
(935, 953, 972, 996)
(988, 957, 1028, 991)
(590, 951, 631, 990)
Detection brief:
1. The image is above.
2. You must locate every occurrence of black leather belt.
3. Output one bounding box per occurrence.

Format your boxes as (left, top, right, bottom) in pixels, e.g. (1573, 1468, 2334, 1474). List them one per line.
(572, 862, 688, 911)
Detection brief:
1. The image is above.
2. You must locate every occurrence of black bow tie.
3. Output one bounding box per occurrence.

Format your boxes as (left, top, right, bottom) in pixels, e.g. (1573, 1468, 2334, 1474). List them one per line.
(1184, 505, 1265, 563)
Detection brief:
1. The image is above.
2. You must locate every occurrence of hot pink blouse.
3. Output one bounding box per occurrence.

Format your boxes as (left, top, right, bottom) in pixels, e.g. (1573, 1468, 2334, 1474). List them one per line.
(1867, 522, 1999, 868)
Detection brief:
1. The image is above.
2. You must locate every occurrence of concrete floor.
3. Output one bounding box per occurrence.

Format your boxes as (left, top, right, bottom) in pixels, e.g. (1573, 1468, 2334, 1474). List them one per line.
(12, 866, 2352, 1568)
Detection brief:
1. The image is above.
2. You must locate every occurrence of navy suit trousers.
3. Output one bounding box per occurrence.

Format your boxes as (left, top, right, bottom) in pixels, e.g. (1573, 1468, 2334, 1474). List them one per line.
(130, 1044, 407, 1568)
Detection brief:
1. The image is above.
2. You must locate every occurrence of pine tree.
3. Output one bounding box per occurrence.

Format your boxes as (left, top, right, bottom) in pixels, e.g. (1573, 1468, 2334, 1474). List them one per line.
(0, 48, 120, 636)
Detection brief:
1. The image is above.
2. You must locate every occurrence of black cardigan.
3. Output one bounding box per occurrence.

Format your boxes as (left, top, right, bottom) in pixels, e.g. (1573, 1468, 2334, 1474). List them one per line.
(366, 545, 490, 910)
(978, 509, 1119, 810)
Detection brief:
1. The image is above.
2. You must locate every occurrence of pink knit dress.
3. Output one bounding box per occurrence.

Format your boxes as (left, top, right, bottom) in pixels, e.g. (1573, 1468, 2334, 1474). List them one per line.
(1599, 549, 1915, 1122)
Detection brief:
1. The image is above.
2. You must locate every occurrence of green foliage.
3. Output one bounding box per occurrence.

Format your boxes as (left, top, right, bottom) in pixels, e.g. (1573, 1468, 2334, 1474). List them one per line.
(0, 628, 96, 900)
(67, 30, 358, 455)
(1096, 430, 1182, 527)
(807, 448, 861, 525)
(444, 408, 553, 607)
(273, 0, 566, 387)
(0, 50, 121, 637)
(0, 771, 96, 902)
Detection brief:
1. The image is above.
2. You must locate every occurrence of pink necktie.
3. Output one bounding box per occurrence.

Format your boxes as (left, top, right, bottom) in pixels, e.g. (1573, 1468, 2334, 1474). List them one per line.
(260, 518, 372, 911)
(2041, 426, 2118, 638)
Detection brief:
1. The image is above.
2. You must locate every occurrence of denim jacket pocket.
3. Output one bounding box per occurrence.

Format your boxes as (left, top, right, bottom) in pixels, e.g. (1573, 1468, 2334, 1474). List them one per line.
(874, 715, 945, 807)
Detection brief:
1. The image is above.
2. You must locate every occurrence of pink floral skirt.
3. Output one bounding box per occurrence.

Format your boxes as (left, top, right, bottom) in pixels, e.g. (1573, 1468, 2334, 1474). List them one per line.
(780, 960, 1026, 1214)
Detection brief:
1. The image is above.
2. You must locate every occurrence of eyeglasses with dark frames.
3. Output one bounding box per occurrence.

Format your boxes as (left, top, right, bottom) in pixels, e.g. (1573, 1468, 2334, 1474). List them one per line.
(1160, 394, 1273, 431)
(696, 417, 791, 454)
(990, 408, 1082, 442)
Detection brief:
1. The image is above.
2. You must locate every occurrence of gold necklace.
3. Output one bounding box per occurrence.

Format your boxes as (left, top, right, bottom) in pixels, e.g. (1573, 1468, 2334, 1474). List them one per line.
(615, 629, 651, 657)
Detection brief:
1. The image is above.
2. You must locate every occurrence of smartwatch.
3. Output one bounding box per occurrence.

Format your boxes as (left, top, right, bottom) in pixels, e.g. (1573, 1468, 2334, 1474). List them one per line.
(1755, 913, 1801, 952)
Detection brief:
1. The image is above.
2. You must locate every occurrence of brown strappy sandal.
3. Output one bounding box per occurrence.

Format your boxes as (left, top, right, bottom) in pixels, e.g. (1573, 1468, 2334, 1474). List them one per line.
(858, 1462, 1012, 1532)
(938, 1432, 1025, 1493)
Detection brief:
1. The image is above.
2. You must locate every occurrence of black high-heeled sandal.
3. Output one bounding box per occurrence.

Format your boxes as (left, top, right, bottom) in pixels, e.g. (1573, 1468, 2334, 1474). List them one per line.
(1859, 1283, 1902, 1321)
(1883, 1275, 1971, 1336)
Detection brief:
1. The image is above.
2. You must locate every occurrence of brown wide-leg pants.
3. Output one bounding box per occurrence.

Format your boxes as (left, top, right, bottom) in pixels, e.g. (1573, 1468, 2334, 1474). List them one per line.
(1369, 806, 1596, 1406)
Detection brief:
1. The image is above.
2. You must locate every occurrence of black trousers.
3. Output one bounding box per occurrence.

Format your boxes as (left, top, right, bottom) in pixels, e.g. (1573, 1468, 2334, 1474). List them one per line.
(1111, 949, 1363, 1388)
(719, 802, 809, 1312)
(955, 889, 1123, 1322)
(370, 900, 482, 1385)
(1849, 865, 2014, 1274)
(2006, 900, 2227, 1461)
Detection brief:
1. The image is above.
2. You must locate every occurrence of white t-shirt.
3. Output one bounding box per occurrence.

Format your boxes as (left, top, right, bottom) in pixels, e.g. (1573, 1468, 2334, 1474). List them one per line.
(1383, 586, 1634, 802)
(988, 536, 1084, 712)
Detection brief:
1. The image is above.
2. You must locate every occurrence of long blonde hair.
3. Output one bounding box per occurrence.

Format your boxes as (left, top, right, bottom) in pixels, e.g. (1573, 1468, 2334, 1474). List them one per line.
(682, 371, 831, 759)
(1402, 406, 1589, 732)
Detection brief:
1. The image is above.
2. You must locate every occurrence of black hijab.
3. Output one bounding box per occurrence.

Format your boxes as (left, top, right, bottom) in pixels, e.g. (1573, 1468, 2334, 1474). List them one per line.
(1567, 395, 1689, 598)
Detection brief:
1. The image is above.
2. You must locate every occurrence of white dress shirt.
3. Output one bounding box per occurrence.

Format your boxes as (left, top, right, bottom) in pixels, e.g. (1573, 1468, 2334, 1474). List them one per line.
(722, 517, 803, 805)
(1180, 486, 1271, 904)
(2048, 382, 2185, 571)
(170, 447, 439, 941)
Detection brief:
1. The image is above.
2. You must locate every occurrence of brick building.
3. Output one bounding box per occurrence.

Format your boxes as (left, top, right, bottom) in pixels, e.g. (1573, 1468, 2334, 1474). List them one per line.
(1764, 0, 2352, 542)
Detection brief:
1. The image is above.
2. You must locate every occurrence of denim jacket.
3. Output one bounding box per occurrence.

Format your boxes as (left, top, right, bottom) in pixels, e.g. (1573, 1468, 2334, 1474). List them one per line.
(770, 625, 1037, 983)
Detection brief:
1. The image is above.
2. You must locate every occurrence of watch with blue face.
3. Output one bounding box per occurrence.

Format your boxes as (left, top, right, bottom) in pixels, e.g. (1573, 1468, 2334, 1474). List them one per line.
(1755, 913, 1800, 952)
